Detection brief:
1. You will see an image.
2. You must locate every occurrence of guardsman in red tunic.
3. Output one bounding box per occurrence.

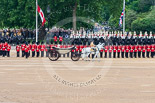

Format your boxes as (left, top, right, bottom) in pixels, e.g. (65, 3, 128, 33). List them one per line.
(6, 43, 11, 57)
(28, 41, 32, 57)
(138, 45, 142, 58)
(40, 42, 45, 57)
(16, 43, 20, 57)
(109, 45, 113, 58)
(54, 36, 57, 44)
(36, 42, 41, 57)
(0, 42, 2, 55)
(25, 43, 29, 59)
(21, 42, 26, 57)
(146, 44, 151, 58)
(59, 36, 63, 45)
(117, 45, 121, 58)
(104, 45, 108, 58)
(113, 45, 117, 58)
(31, 41, 36, 57)
(130, 45, 134, 58)
(121, 45, 125, 58)
(151, 44, 154, 58)
(142, 45, 146, 58)
(134, 45, 138, 58)
(125, 45, 130, 58)
(3, 41, 8, 57)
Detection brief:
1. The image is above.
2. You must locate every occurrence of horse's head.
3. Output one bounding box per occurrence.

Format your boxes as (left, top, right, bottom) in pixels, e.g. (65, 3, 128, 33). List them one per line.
(97, 42, 105, 50)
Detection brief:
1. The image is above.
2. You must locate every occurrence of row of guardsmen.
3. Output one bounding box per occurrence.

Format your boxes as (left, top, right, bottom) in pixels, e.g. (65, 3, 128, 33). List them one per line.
(74, 44, 155, 58)
(15, 42, 155, 58)
(16, 41, 47, 58)
(0, 41, 11, 57)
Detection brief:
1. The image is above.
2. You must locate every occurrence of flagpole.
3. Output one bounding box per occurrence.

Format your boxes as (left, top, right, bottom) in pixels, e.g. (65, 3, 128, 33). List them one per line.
(123, 0, 125, 34)
(36, 0, 38, 43)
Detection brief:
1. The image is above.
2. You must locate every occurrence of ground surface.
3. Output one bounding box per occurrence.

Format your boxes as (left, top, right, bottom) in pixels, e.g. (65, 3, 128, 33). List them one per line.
(0, 54, 155, 103)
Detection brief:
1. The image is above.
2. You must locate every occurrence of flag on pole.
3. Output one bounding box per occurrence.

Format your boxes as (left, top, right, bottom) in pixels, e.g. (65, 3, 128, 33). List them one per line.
(37, 5, 46, 26)
(119, 9, 125, 27)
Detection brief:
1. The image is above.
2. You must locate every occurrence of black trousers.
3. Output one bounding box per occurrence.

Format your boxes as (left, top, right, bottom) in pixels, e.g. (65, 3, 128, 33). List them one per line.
(17, 51, 20, 57)
(109, 52, 112, 58)
(41, 51, 44, 57)
(117, 52, 120, 58)
(6, 51, 10, 57)
(130, 52, 133, 58)
(59, 41, 62, 44)
(32, 51, 35, 57)
(146, 52, 150, 58)
(125, 52, 128, 58)
(151, 52, 154, 58)
(100, 52, 103, 58)
(28, 51, 30, 57)
(113, 52, 116, 58)
(134, 52, 137, 58)
(46, 51, 49, 57)
(22, 51, 25, 57)
(104, 52, 107, 58)
(142, 52, 145, 58)
(0, 50, 1, 55)
(138, 52, 141, 58)
(121, 52, 124, 58)
(25, 52, 29, 59)
(2, 51, 6, 57)
(55, 41, 57, 44)
(36, 52, 40, 57)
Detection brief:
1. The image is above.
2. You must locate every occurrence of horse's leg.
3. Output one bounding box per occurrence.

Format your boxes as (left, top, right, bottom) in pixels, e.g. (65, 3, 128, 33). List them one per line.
(97, 52, 100, 62)
(92, 52, 97, 61)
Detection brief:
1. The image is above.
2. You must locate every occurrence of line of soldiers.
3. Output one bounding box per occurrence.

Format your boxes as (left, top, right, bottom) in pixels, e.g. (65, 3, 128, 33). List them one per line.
(16, 41, 47, 58)
(0, 41, 11, 57)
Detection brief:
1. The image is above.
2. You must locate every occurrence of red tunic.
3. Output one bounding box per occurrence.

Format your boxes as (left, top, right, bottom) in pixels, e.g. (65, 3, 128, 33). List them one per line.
(117, 46, 122, 52)
(104, 46, 108, 53)
(7, 45, 11, 51)
(130, 45, 135, 53)
(59, 37, 63, 42)
(40, 45, 45, 51)
(54, 36, 57, 42)
(16, 45, 20, 52)
(138, 45, 142, 52)
(121, 46, 125, 52)
(113, 46, 117, 52)
(109, 46, 113, 53)
(31, 44, 36, 52)
(2, 44, 6, 51)
(146, 45, 151, 52)
(134, 45, 138, 52)
(21, 44, 26, 51)
(125, 45, 130, 52)
(28, 44, 32, 50)
(142, 45, 146, 52)
(151, 45, 155, 52)
(36, 45, 41, 52)
(25, 45, 29, 53)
